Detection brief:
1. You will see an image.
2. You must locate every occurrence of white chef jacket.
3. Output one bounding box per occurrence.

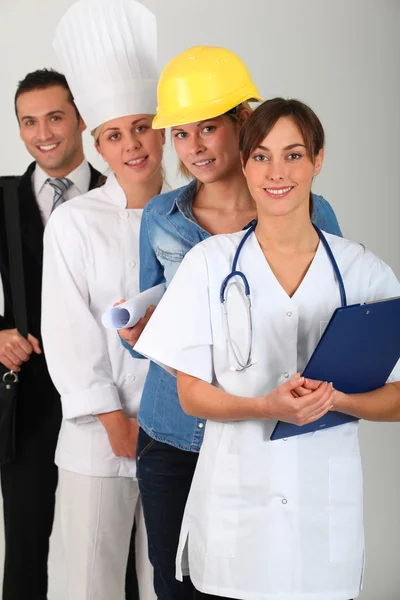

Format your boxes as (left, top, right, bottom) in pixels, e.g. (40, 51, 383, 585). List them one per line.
(42, 173, 168, 478)
(135, 230, 400, 599)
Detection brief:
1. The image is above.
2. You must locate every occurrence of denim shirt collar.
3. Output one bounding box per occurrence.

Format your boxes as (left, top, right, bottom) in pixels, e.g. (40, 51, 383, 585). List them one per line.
(166, 179, 197, 220)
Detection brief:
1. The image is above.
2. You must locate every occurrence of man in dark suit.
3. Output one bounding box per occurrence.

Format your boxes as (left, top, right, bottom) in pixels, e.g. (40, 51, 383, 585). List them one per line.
(0, 69, 102, 600)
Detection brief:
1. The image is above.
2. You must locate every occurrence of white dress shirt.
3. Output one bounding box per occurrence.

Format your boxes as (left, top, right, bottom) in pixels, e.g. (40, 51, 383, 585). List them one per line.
(33, 159, 91, 224)
(136, 232, 400, 599)
(42, 173, 168, 478)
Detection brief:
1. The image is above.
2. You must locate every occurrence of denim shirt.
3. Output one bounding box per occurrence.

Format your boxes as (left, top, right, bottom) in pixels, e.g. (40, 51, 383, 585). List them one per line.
(122, 179, 343, 452)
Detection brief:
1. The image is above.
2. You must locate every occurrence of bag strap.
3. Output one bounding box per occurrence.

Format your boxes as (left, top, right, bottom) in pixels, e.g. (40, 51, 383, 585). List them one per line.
(1, 177, 28, 338)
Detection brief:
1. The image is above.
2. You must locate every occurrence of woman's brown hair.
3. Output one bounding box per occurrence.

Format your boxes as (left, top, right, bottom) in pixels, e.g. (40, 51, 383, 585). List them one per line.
(239, 98, 325, 215)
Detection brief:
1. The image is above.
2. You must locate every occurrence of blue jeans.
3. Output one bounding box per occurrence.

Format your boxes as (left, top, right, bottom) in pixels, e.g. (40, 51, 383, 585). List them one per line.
(136, 428, 198, 600)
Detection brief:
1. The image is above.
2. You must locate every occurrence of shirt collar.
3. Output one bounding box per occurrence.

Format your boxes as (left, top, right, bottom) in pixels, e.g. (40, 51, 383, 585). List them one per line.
(68, 159, 91, 194)
(102, 172, 171, 208)
(166, 178, 197, 217)
(33, 159, 91, 197)
(101, 171, 127, 207)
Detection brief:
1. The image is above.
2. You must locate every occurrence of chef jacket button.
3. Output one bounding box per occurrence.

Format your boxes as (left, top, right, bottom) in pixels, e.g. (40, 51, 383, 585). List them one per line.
(120, 212, 129, 219)
(126, 373, 136, 382)
(198, 422, 204, 429)
(282, 498, 288, 505)
(284, 372, 289, 378)
(286, 311, 292, 317)
(128, 260, 136, 268)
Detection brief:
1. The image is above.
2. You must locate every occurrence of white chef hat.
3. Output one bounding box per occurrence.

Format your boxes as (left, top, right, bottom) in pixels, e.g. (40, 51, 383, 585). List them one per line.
(53, 0, 158, 132)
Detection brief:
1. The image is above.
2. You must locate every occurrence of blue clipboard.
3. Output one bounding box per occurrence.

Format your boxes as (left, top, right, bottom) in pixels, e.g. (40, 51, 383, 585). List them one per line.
(270, 296, 400, 440)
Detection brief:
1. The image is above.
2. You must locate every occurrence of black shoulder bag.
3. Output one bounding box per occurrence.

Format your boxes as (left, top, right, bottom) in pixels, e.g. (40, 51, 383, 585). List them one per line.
(0, 176, 27, 464)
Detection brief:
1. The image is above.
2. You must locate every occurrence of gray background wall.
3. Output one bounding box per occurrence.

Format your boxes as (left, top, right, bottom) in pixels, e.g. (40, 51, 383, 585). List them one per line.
(0, 0, 399, 598)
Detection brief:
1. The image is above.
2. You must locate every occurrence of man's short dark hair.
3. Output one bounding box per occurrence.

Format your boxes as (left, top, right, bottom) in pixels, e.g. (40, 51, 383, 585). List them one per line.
(15, 68, 80, 121)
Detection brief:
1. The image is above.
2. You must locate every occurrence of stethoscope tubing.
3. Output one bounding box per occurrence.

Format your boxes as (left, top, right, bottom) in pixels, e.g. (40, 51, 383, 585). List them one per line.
(220, 222, 347, 309)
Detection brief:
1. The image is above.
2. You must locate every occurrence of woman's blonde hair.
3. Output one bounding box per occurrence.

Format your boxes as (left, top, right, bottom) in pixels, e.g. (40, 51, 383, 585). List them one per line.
(91, 123, 105, 144)
(176, 101, 253, 182)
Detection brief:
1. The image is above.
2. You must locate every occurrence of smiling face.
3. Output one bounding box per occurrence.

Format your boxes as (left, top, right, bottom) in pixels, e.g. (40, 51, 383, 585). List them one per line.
(171, 115, 243, 184)
(243, 116, 324, 219)
(17, 85, 85, 177)
(96, 115, 165, 186)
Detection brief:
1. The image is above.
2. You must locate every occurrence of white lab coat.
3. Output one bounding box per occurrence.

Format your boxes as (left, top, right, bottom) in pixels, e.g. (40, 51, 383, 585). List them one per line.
(42, 173, 168, 478)
(135, 230, 400, 600)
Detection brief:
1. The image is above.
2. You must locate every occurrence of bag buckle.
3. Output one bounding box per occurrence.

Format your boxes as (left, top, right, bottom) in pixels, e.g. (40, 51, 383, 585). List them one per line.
(2, 371, 18, 384)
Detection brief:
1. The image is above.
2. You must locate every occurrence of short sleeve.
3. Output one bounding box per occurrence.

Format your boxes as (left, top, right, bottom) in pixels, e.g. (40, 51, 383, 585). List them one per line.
(134, 244, 214, 383)
(367, 257, 400, 383)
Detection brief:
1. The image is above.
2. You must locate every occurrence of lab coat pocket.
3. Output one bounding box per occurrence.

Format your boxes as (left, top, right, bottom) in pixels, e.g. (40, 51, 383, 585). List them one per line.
(193, 424, 239, 559)
(205, 450, 240, 558)
(329, 456, 364, 563)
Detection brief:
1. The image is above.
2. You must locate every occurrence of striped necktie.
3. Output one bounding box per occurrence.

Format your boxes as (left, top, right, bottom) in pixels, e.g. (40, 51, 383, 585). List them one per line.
(47, 177, 73, 213)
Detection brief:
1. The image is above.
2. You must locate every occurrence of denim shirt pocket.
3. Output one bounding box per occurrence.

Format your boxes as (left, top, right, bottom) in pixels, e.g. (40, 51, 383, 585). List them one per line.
(156, 247, 186, 283)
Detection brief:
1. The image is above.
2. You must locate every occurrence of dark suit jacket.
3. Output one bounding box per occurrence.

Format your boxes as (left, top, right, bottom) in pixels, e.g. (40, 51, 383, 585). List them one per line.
(0, 161, 102, 430)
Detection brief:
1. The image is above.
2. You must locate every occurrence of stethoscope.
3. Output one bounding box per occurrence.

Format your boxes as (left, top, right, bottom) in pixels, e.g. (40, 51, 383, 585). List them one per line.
(220, 222, 347, 371)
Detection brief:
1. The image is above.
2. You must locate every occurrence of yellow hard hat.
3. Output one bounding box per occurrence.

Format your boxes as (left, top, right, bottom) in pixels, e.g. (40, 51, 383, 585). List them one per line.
(152, 46, 262, 129)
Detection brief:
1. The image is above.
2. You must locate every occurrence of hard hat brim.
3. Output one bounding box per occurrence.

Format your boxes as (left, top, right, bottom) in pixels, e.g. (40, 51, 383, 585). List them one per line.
(152, 88, 263, 129)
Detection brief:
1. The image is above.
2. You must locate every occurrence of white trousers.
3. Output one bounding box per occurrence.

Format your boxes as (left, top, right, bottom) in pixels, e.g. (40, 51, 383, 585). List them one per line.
(59, 469, 156, 600)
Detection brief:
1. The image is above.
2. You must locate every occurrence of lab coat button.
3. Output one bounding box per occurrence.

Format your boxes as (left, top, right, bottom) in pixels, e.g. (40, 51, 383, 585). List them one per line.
(284, 372, 289, 378)
(286, 311, 292, 317)
(126, 373, 136, 382)
(282, 498, 288, 505)
(283, 438, 288, 442)
(128, 260, 136, 268)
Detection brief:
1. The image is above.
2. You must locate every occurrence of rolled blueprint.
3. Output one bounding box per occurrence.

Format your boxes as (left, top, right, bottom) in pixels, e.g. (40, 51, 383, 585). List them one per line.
(102, 283, 166, 329)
